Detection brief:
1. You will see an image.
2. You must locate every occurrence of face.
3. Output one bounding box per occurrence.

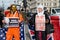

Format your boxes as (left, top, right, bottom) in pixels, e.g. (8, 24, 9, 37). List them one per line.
(11, 5, 17, 12)
(37, 8, 43, 13)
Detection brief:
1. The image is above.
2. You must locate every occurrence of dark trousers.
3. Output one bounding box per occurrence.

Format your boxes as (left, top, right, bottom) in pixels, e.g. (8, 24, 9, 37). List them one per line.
(35, 31, 47, 40)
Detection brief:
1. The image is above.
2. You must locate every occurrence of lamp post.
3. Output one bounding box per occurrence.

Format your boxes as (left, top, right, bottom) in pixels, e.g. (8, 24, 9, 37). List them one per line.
(23, 0, 27, 12)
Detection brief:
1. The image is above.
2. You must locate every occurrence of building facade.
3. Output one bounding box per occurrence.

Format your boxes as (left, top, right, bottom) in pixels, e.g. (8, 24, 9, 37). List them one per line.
(36, 0, 59, 12)
(27, 0, 37, 13)
(27, 0, 60, 12)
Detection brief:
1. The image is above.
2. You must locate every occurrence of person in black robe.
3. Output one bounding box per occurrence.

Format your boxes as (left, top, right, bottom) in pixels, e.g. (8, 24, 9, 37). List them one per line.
(28, 4, 54, 40)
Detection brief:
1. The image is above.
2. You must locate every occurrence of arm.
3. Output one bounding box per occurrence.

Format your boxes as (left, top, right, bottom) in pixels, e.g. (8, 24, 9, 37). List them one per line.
(19, 14, 24, 23)
(1, 13, 5, 23)
(45, 13, 50, 24)
(2, 12, 10, 23)
(6, 13, 10, 17)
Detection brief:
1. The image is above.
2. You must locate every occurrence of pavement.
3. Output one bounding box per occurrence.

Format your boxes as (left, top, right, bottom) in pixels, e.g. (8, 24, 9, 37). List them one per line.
(24, 24, 30, 40)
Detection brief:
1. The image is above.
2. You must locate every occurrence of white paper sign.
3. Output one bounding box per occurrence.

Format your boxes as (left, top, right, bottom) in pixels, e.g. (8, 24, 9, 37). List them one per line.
(35, 15, 45, 31)
(8, 17, 19, 27)
(4, 17, 9, 24)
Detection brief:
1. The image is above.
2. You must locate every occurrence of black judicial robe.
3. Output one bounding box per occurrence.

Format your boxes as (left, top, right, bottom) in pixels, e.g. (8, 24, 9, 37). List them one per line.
(28, 12, 54, 40)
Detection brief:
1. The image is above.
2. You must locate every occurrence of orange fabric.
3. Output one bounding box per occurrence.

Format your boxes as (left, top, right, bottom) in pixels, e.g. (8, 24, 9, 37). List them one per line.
(6, 11, 24, 21)
(6, 11, 23, 40)
(6, 28, 20, 40)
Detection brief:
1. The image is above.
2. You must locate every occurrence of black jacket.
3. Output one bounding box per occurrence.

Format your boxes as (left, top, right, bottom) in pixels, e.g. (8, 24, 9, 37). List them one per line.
(0, 12, 4, 28)
(28, 12, 50, 26)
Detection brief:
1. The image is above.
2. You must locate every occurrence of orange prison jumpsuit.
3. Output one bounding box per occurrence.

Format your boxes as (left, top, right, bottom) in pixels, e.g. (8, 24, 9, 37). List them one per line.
(6, 11, 23, 40)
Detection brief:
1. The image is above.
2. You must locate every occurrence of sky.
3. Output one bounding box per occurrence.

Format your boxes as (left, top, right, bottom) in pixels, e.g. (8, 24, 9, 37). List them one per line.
(0, 0, 17, 10)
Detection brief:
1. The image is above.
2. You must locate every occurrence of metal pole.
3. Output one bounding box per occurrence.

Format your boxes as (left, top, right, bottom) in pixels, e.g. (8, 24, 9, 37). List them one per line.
(23, 0, 27, 12)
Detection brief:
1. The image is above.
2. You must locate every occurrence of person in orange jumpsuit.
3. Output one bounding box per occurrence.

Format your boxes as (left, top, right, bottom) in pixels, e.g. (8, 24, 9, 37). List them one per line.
(6, 4, 24, 40)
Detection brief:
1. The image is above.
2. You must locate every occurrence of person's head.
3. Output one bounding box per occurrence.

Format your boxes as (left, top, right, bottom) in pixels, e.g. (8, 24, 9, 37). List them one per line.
(37, 4, 44, 14)
(7, 7, 10, 10)
(10, 4, 17, 12)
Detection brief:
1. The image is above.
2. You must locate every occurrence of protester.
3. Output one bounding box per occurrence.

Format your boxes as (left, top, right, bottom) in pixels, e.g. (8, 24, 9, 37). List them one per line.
(28, 4, 54, 40)
(5, 4, 24, 40)
(0, 8, 4, 28)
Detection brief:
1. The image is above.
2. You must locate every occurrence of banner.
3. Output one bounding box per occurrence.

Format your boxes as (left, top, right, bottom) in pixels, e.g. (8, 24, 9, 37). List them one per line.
(35, 15, 45, 31)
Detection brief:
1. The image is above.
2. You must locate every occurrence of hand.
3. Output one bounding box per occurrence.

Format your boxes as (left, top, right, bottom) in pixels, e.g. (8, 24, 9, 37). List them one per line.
(18, 20, 22, 23)
(45, 19, 49, 23)
(2, 20, 5, 23)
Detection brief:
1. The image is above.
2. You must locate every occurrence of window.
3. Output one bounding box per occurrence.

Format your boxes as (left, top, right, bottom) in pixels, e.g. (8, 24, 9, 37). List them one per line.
(44, 3, 46, 6)
(47, 3, 49, 6)
(52, 9, 56, 14)
(50, 0, 53, 1)
(38, 3, 40, 5)
(51, 3, 53, 6)
(54, 3, 56, 6)
(49, 3, 51, 6)
(46, 0, 49, 1)
(55, 9, 60, 13)
(41, 0, 43, 1)
(41, 3, 43, 5)
(44, 3, 48, 6)
(39, 0, 43, 1)
(51, 8, 60, 15)
(47, 0, 51, 1)
(54, 0, 56, 1)
(28, 0, 31, 1)
(46, 3, 49, 6)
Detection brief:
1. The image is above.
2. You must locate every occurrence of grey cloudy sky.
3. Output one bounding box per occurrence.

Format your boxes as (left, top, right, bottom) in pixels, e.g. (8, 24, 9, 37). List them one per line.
(0, 0, 17, 10)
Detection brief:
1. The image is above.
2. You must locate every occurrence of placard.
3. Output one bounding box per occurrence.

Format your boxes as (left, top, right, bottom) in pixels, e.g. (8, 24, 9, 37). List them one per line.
(8, 17, 19, 27)
(35, 15, 45, 31)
